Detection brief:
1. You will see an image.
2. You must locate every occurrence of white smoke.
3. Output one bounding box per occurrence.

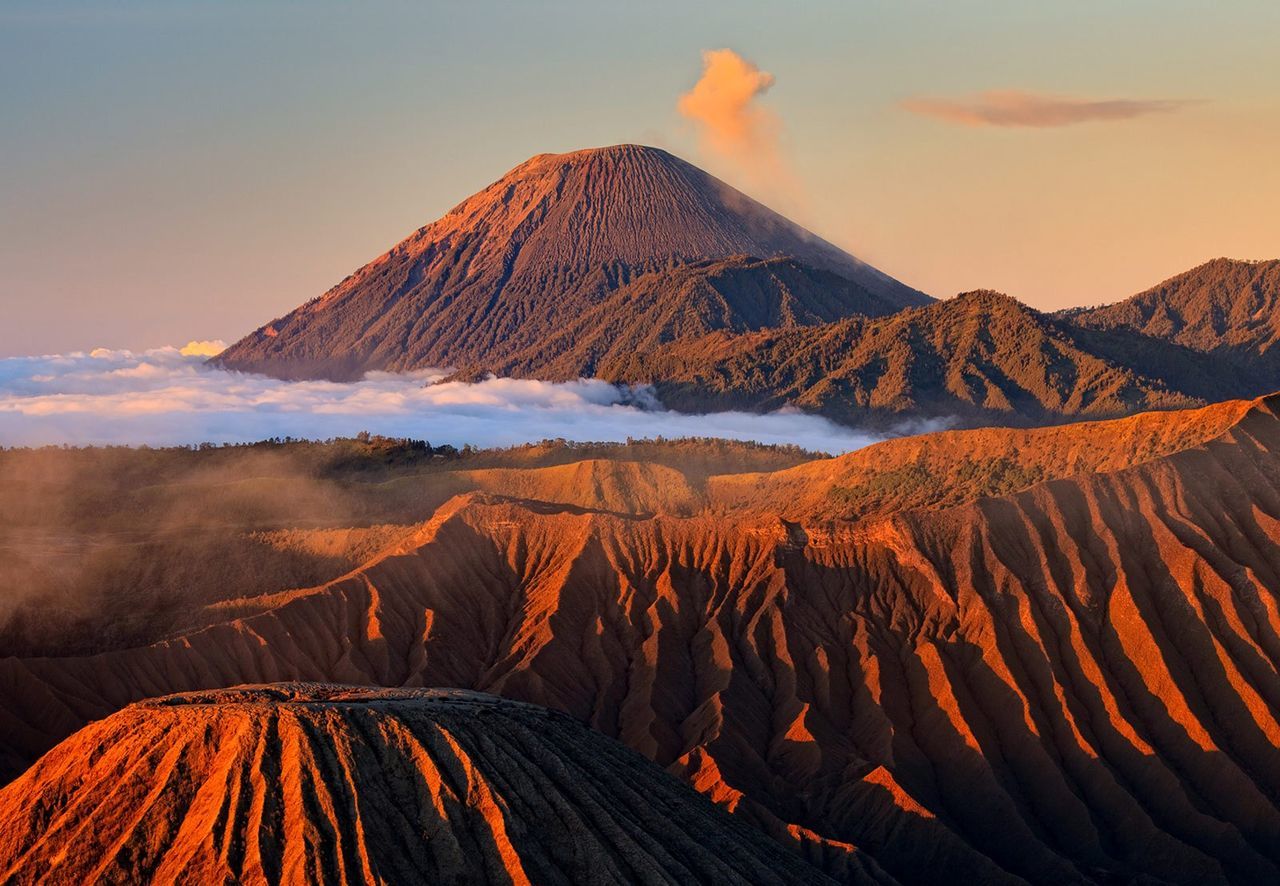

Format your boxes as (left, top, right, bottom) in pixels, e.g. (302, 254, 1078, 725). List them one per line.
(0, 346, 898, 454)
(676, 48, 804, 213)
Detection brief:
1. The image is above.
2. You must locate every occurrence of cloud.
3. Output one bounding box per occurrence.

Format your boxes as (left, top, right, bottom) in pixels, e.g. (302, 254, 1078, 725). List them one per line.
(0, 346, 905, 455)
(179, 339, 227, 357)
(900, 90, 1196, 128)
(677, 48, 801, 202)
(679, 49, 777, 155)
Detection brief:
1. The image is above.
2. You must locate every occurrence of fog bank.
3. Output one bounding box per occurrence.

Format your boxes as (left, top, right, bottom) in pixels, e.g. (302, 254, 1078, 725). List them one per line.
(0, 347, 902, 454)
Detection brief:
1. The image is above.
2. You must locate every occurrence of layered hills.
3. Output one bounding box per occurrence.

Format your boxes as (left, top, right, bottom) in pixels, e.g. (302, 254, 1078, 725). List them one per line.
(6, 397, 1280, 883)
(211, 141, 1280, 426)
(545, 260, 1277, 424)
(215, 145, 927, 381)
(606, 289, 1213, 424)
(581, 263, 1280, 424)
(0, 684, 841, 885)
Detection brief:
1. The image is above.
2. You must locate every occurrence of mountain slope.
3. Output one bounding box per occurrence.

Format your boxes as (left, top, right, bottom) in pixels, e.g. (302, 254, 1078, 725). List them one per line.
(215, 145, 927, 380)
(0, 684, 843, 885)
(463, 254, 907, 380)
(7, 397, 1280, 883)
(612, 290, 1206, 424)
(1068, 259, 1280, 370)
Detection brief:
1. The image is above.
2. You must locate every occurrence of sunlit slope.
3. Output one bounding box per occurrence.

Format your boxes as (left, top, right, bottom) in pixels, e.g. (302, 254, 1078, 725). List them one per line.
(709, 396, 1256, 520)
(0, 438, 807, 656)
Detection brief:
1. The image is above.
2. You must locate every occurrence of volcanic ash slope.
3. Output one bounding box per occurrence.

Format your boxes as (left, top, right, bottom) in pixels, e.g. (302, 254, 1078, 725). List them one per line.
(0, 684, 846, 886)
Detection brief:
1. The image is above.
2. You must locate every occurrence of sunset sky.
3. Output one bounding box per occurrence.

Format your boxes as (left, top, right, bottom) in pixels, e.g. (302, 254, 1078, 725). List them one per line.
(2, 0, 1278, 356)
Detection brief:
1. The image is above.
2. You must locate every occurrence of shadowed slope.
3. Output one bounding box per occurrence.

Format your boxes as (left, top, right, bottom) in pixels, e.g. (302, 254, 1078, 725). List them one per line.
(613, 290, 1206, 424)
(0, 684, 844, 885)
(464, 255, 908, 380)
(1068, 259, 1280, 381)
(215, 145, 926, 381)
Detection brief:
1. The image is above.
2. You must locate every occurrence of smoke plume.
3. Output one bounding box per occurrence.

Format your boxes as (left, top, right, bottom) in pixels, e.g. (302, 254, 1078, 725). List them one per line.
(678, 49, 795, 200)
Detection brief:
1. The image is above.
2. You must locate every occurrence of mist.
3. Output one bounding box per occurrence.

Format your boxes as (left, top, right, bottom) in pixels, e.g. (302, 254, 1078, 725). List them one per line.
(0, 346, 898, 454)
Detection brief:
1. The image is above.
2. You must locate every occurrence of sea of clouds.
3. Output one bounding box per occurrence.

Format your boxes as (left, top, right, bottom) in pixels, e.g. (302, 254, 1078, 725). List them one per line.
(0, 344, 905, 454)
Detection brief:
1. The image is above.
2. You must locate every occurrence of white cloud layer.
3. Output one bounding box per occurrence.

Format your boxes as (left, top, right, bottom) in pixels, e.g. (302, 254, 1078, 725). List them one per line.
(0, 346, 898, 454)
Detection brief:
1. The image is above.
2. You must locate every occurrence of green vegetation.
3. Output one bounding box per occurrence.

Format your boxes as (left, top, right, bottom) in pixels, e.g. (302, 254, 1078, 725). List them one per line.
(829, 456, 1046, 515)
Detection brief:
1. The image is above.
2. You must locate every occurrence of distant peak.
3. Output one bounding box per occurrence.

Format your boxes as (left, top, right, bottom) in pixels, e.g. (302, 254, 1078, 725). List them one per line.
(542, 143, 671, 160)
(215, 139, 929, 380)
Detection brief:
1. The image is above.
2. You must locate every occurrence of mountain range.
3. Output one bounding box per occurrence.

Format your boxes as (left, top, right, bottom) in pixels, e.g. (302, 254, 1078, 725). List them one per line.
(9, 143, 1280, 885)
(216, 144, 1279, 426)
(5, 396, 1280, 883)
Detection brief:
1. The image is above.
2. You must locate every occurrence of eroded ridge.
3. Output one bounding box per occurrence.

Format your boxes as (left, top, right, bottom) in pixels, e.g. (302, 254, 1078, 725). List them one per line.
(7, 398, 1280, 883)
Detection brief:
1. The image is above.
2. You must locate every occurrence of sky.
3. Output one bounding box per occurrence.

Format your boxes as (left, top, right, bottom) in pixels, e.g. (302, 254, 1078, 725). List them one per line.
(2, 0, 1278, 358)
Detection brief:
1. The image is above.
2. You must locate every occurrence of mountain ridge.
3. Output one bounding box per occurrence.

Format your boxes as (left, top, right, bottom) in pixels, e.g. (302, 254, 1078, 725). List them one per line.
(1067, 257, 1280, 377)
(618, 288, 1208, 424)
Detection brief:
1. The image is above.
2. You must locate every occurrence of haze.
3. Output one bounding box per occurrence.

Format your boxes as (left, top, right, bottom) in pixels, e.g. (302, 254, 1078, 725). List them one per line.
(2, 0, 1278, 357)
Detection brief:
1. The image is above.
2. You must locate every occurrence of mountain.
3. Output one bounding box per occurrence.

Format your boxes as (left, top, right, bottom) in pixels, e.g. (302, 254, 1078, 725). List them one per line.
(607, 289, 1210, 424)
(1068, 259, 1280, 379)
(457, 254, 909, 380)
(7, 396, 1280, 883)
(211, 146, 1278, 429)
(0, 684, 842, 885)
(215, 145, 928, 380)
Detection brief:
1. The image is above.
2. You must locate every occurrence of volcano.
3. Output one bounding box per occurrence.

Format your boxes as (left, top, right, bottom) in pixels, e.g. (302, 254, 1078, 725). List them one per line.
(214, 145, 928, 381)
(0, 684, 844, 885)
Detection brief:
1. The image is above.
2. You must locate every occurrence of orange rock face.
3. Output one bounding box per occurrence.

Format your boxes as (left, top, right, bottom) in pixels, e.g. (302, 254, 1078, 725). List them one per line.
(5, 397, 1280, 883)
(0, 684, 839, 885)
